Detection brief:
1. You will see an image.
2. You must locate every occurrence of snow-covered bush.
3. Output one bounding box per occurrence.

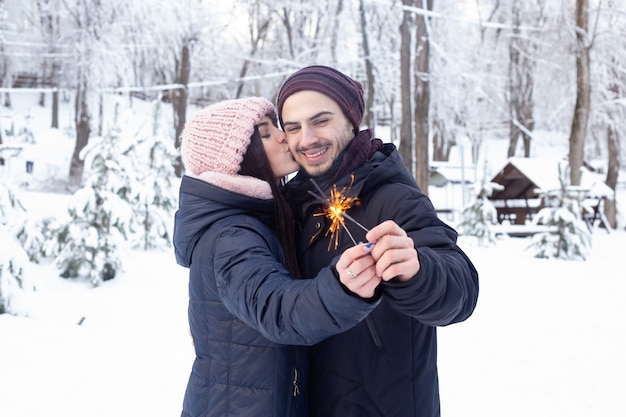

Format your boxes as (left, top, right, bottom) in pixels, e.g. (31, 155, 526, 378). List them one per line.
(0, 225, 33, 316)
(0, 181, 33, 314)
(53, 123, 134, 286)
(12, 216, 63, 262)
(0, 178, 26, 223)
(50, 100, 178, 285)
(125, 100, 178, 250)
(527, 163, 592, 260)
(457, 176, 503, 246)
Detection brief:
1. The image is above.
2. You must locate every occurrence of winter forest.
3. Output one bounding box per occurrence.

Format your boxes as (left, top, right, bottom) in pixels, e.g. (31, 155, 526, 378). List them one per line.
(1, 0, 625, 309)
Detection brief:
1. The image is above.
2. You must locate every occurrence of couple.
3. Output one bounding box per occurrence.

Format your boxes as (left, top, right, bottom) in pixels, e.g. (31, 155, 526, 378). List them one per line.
(173, 65, 479, 417)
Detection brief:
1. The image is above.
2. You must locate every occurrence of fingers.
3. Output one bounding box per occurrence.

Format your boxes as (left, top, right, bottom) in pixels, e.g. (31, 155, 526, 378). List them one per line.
(366, 221, 420, 282)
(365, 220, 406, 243)
(340, 263, 381, 298)
(374, 246, 420, 282)
(337, 243, 381, 298)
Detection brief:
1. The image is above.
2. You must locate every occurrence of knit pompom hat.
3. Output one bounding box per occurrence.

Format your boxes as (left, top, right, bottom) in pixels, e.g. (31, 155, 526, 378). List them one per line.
(277, 65, 365, 134)
(180, 97, 275, 199)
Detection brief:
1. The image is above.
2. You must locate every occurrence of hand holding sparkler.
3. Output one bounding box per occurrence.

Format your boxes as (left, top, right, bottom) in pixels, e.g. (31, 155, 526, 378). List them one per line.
(335, 243, 381, 299)
(365, 220, 420, 282)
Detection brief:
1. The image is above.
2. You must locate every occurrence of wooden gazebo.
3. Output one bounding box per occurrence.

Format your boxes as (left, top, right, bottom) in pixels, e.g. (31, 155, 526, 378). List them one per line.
(488, 157, 613, 225)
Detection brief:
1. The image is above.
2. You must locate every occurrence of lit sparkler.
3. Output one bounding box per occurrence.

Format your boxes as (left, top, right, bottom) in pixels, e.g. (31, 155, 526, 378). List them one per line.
(308, 177, 370, 250)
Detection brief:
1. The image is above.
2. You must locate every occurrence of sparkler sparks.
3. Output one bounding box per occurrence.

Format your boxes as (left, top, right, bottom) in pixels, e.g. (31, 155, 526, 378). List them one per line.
(308, 177, 370, 250)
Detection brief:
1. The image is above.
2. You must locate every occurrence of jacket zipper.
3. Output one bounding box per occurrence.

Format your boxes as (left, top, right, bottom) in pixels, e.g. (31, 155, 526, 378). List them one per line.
(292, 367, 301, 397)
(365, 316, 384, 354)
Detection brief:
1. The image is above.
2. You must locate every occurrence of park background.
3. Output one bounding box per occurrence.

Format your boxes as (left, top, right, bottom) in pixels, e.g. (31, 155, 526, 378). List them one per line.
(1, 1, 625, 416)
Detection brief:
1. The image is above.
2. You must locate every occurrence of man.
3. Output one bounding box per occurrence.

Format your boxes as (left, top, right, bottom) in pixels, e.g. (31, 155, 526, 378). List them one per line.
(277, 65, 479, 417)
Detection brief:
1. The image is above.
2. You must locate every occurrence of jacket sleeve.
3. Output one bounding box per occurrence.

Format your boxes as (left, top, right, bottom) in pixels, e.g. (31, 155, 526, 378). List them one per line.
(369, 182, 479, 326)
(210, 221, 380, 345)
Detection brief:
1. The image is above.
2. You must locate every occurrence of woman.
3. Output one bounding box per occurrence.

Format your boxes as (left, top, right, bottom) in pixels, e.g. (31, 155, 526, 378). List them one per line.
(173, 97, 381, 417)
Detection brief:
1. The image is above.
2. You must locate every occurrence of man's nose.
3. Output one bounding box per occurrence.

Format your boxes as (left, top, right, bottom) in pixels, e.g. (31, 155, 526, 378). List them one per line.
(300, 125, 316, 146)
(276, 129, 287, 143)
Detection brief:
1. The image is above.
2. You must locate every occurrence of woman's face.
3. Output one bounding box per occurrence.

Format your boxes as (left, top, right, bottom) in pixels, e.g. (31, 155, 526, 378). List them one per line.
(257, 116, 299, 179)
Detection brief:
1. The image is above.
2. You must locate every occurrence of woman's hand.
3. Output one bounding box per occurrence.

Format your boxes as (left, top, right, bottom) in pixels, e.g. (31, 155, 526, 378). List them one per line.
(335, 243, 381, 298)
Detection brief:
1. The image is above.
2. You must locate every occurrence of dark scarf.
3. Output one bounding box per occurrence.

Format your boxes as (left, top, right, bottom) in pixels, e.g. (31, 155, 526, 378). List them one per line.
(316, 129, 384, 191)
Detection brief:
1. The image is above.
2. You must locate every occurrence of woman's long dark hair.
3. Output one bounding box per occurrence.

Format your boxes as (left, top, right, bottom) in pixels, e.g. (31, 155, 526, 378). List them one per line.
(238, 125, 301, 279)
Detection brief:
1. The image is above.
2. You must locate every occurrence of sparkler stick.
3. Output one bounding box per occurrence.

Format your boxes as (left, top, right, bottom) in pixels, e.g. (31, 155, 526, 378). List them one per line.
(308, 178, 370, 250)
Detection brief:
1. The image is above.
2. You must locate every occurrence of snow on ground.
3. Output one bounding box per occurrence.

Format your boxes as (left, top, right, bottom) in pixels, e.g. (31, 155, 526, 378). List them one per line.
(1, 226, 625, 417)
(439, 232, 626, 417)
(0, 241, 193, 417)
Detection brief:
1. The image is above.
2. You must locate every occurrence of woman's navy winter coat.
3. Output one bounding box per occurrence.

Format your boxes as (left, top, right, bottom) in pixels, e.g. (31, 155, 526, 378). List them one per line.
(286, 143, 480, 417)
(173, 176, 378, 417)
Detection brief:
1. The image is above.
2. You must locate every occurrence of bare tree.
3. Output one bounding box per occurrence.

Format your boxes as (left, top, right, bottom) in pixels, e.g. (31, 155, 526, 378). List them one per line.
(172, 41, 190, 177)
(65, 0, 96, 185)
(329, 0, 344, 62)
(413, 0, 432, 192)
(358, 0, 375, 130)
(605, 107, 620, 227)
(235, 1, 271, 99)
(399, 0, 414, 175)
(507, 0, 539, 158)
(63, 0, 138, 184)
(568, 0, 591, 186)
(592, 0, 626, 229)
(277, 2, 325, 63)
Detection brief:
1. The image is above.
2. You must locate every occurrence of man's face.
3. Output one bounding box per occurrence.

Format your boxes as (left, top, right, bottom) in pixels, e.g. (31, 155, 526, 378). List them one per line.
(281, 90, 354, 177)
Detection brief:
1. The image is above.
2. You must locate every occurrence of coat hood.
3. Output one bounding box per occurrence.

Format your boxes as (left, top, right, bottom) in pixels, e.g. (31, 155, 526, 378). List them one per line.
(173, 175, 274, 268)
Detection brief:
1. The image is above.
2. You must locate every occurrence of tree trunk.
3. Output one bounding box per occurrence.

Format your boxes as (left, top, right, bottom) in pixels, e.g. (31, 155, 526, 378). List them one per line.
(507, 29, 521, 158)
(399, 0, 414, 175)
(432, 118, 447, 161)
(413, 0, 432, 193)
(508, 1, 536, 158)
(604, 123, 620, 228)
(330, 0, 344, 62)
(569, 0, 590, 186)
(69, 84, 90, 185)
(235, 14, 270, 98)
(359, 0, 375, 132)
(51, 89, 59, 128)
(172, 43, 191, 177)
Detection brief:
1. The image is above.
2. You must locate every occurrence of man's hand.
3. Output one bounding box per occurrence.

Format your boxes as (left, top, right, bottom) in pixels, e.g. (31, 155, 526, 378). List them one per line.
(366, 220, 419, 282)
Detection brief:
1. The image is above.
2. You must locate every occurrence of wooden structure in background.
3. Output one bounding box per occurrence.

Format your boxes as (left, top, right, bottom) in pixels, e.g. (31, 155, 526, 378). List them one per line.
(488, 157, 613, 226)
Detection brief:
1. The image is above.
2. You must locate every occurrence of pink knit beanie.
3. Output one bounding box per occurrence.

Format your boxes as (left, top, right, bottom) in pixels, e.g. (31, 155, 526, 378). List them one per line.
(180, 97, 276, 199)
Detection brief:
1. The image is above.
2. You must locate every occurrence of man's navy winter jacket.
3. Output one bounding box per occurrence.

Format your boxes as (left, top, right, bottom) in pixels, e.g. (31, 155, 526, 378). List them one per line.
(286, 143, 479, 417)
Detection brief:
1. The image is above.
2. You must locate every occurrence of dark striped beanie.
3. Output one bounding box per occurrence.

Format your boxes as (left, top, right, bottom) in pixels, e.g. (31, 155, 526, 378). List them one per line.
(277, 65, 364, 134)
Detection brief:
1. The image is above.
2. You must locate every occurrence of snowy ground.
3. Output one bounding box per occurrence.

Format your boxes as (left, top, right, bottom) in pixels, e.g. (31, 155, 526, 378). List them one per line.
(2, 93, 625, 416)
(439, 232, 626, 417)
(2, 192, 625, 416)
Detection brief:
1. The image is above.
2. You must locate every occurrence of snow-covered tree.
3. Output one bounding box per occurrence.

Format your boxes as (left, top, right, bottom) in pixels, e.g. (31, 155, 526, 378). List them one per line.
(13, 215, 64, 262)
(126, 100, 178, 250)
(0, 181, 32, 316)
(527, 163, 592, 260)
(0, 177, 25, 223)
(53, 119, 134, 286)
(49, 99, 178, 283)
(0, 225, 33, 315)
(457, 175, 503, 247)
